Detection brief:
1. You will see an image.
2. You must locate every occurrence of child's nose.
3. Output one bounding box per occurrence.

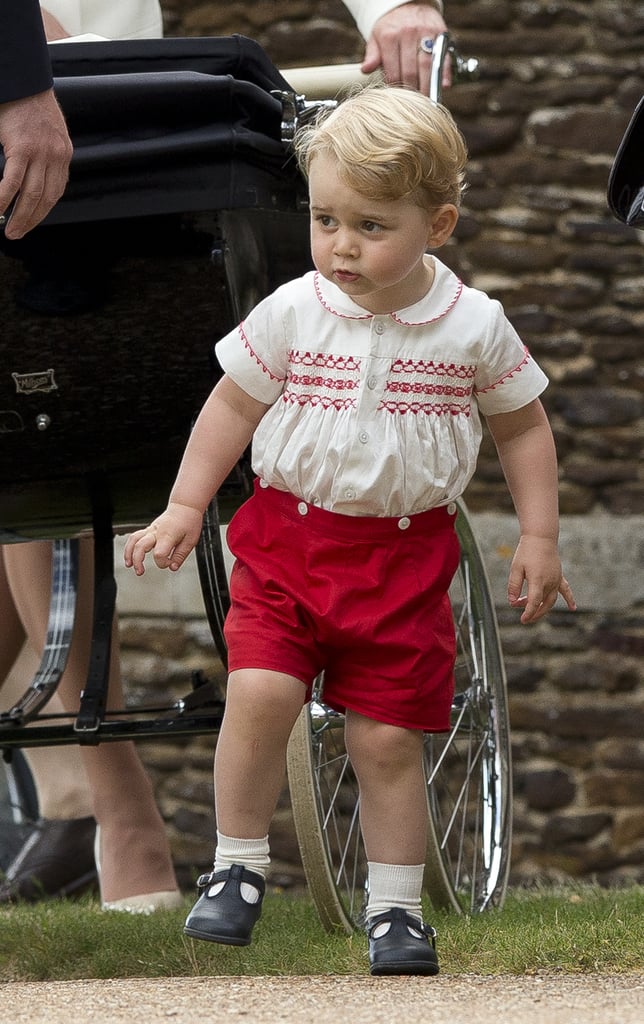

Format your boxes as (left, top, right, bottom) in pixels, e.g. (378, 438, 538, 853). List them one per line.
(334, 230, 358, 257)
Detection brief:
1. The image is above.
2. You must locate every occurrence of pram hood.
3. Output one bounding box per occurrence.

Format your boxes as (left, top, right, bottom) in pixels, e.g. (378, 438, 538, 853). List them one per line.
(13, 35, 303, 224)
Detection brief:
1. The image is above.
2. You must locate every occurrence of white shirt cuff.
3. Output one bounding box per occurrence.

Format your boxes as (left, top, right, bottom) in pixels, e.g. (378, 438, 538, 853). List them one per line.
(342, 0, 444, 40)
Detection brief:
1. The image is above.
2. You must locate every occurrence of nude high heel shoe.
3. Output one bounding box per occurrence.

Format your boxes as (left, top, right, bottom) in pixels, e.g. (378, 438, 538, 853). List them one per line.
(94, 826, 183, 914)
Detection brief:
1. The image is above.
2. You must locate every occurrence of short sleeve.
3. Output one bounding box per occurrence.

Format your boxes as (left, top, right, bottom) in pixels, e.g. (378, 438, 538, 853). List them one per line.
(474, 301, 548, 416)
(215, 288, 291, 405)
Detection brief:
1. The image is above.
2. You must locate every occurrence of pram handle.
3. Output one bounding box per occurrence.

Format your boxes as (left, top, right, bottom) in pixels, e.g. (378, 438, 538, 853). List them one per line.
(280, 63, 377, 99)
(282, 33, 479, 104)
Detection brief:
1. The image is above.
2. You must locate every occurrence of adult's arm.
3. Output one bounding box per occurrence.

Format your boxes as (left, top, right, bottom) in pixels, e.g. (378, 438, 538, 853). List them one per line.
(342, 0, 448, 92)
(0, 0, 52, 102)
(0, 0, 72, 239)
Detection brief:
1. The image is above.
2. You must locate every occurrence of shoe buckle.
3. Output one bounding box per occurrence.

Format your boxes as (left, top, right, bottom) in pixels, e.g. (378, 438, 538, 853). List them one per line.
(196, 871, 216, 889)
(423, 923, 438, 948)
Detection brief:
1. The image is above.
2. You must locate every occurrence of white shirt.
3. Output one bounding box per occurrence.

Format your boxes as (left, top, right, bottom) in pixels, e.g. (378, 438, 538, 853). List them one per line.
(216, 259, 547, 519)
(41, 1, 163, 40)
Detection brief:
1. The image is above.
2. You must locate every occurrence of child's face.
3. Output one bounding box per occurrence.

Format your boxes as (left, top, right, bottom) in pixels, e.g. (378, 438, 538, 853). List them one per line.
(308, 153, 454, 314)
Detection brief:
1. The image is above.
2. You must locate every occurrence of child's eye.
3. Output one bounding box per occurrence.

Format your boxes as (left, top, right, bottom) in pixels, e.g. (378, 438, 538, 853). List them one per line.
(362, 221, 383, 233)
(315, 214, 335, 228)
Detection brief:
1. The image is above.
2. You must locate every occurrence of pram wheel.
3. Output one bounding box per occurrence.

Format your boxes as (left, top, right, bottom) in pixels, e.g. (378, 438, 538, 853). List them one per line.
(286, 499, 512, 932)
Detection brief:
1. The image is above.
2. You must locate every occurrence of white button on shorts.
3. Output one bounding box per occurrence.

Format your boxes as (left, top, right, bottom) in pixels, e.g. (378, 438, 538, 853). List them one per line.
(447, 502, 457, 516)
(398, 516, 411, 530)
(297, 502, 308, 516)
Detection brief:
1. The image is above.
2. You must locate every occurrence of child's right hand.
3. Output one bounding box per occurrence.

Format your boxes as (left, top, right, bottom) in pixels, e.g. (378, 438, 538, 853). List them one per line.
(123, 503, 204, 576)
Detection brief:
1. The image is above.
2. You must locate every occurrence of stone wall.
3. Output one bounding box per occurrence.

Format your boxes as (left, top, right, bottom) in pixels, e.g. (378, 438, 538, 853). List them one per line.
(116, 0, 643, 892)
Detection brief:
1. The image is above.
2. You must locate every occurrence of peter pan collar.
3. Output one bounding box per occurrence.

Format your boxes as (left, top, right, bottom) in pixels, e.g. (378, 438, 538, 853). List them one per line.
(312, 257, 463, 325)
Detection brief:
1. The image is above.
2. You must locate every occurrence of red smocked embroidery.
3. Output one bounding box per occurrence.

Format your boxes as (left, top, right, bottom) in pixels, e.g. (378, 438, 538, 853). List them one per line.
(282, 394, 356, 410)
(379, 400, 471, 416)
(289, 351, 361, 372)
(380, 358, 474, 415)
(386, 382, 472, 398)
(288, 373, 359, 392)
(283, 349, 361, 410)
(390, 358, 475, 379)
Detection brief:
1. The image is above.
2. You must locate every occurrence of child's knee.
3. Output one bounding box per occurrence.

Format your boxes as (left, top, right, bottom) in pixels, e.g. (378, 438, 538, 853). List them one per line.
(347, 714, 422, 776)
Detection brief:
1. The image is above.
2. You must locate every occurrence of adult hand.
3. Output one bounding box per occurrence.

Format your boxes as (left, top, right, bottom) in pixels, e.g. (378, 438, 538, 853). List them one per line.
(0, 88, 73, 240)
(361, 3, 449, 94)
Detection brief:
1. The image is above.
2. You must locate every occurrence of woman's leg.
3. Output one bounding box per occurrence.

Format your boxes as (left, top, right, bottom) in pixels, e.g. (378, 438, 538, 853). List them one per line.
(3, 539, 179, 903)
(1, 547, 93, 819)
(2, 643, 94, 820)
(0, 551, 96, 900)
(0, 548, 26, 679)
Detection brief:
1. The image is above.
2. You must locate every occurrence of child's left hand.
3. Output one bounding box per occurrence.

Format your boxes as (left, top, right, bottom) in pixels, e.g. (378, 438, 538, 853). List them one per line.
(507, 535, 576, 624)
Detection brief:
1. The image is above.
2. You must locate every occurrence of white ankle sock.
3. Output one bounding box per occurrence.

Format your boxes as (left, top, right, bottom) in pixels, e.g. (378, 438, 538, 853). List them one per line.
(366, 861, 425, 923)
(214, 831, 271, 879)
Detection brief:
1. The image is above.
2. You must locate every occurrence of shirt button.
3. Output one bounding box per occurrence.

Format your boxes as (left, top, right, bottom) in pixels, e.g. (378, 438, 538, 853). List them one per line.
(374, 321, 385, 335)
(345, 488, 356, 500)
(297, 502, 308, 516)
(367, 375, 378, 390)
(358, 431, 369, 444)
(398, 516, 411, 530)
(447, 502, 457, 516)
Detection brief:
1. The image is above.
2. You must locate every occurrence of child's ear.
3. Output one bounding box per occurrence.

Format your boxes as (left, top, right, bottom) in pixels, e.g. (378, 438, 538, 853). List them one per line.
(427, 204, 459, 248)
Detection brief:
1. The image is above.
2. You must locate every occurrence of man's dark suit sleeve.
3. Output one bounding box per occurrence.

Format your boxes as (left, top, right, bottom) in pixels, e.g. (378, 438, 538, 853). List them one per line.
(0, 0, 53, 104)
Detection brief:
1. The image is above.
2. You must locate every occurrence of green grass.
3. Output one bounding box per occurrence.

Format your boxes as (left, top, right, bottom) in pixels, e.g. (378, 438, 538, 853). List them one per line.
(0, 884, 642, 981)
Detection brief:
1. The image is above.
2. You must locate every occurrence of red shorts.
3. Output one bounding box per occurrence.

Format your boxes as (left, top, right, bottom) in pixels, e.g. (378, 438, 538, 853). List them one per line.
(224, 481, 460, 731)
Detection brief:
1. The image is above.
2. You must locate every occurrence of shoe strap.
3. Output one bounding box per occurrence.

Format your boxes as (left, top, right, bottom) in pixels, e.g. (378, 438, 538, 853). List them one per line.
(369, 909, 438, 948)
(196, 864, 265, 893)
(196, 871, 216, 889)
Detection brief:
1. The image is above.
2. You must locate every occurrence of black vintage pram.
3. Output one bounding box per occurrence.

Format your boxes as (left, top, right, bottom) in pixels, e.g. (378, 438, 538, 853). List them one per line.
(0, 35, 510, 927)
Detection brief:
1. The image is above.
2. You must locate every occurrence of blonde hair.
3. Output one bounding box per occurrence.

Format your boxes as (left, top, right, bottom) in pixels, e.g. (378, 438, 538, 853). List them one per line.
(294, 86, 467, 210)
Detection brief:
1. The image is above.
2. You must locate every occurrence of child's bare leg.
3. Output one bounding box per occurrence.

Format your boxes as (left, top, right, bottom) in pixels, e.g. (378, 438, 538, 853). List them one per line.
(184, 669, 305, 946)
(214, 669, 307, 840)
(345, 710, 428, 865)
(345, 709, 438, 975)
(2, 539, 178, 904)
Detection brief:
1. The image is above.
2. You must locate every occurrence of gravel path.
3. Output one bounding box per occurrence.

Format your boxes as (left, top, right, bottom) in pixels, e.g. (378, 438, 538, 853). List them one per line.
(7, 974, 643, 1024)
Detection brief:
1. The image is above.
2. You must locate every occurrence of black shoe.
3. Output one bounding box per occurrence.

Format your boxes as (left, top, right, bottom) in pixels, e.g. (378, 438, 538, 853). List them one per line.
(0, 817, 98, 903)
(368, 907, 439, 976)
(183, 863, 265, 946)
